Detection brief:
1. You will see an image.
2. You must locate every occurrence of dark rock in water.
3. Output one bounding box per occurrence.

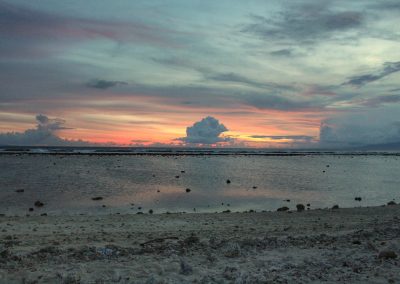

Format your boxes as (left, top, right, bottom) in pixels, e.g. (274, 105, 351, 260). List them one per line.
(322, 170, 326, 173)
(34, 201, 44, 207)
(175, 175, 180, 178)
(387, 201, 397, 206)
(181, 170, 185, 173)
(138, 207, 142, 210)
(157, 190, 160, 193)
(332, 205, 339, 210)
(378, 250, 397, 259)
(285, 199, 291, 202)
(40, 213, 47, 216)
(355, 197, 362, 201)
(226, 179, 231, 184)
(102, 205, 106, 208)
(326, 165, 330, 167)
(352, 240, 361, 245)
(28, 208, 34, 212)
(148, 209, 153, 214)
(296, 204, 305, 212)
(185, 188, 191, 193)
(222, 210, 231, 213)
(307, 203, 311, 207)
(137, 212, 143, 215)
(91, 197, 103, 201)
(15, 189, 24, 193)
(180, 259, 193, 275)
(277, 206, 289, 212)
(252, 186, 257, 189)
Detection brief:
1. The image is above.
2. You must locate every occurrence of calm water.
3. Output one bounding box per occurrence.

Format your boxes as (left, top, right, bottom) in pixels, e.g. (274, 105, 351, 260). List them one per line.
(0, 154, 399, 215)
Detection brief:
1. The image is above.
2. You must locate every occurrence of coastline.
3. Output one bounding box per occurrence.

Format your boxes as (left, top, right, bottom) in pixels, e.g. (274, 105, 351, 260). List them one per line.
(1, 205, 399, 283)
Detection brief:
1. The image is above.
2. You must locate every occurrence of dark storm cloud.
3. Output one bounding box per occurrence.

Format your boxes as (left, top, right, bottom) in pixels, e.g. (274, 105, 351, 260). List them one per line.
(177, 116, 231, 144)
(0, 114, 90, 146)
(86, 79, 128, 90)
(0, 1, 176, 58)
(242, 3, 363, 44)
(344, 62, 400, 87)
(249, 135, 314, 141)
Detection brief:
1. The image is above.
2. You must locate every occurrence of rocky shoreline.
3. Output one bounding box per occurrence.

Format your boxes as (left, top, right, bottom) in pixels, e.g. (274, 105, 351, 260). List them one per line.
(0, 205, 399, 283)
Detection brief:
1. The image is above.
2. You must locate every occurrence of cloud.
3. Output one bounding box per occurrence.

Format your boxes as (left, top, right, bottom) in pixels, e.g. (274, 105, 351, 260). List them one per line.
(319, 107, 400, 147)
(242, 3, 363, 44)
(177, 116, 231, 144)
(0, 114, 90, 146)
(0, 2, 176, 58)
(86, 79, 128, 89)
(249, 135, 314, 141)
(356, 94, 400, 107)
(344, 61, 400, 87)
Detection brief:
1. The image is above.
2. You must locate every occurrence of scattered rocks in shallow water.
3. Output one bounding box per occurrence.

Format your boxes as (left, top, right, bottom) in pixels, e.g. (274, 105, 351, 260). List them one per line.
(91, 197, 103, 201)
(277, 206, 289, 212)
(180, 259, 193, 275)
(387, 201, 397, 206)
(332, 205, 339, 210)
(185, 188, 191, 193)
(355, 197, 362, 201)
(15, 189, 24, 193)
(378, 250, 397, 259)
(296, 204, 305, 212)
(34, 201, 44, 207)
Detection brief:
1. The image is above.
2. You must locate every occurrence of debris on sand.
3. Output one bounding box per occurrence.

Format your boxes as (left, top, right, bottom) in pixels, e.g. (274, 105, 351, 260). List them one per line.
(180, 259, 193, 275)
(378, 250, 397, 259)
(91, 197, 103, 201)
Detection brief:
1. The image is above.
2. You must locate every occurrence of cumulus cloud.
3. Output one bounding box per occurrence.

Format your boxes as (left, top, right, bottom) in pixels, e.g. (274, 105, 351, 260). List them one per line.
(344, 61, 400, 87)
(86, 79, 128, 90)
(319, 108, 400, 147)
(177, 116, 231, 144)
(0, 114, 90, 146)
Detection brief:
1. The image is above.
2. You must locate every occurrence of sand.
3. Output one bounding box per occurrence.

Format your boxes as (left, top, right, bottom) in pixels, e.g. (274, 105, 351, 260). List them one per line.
(0, 205, 399, 283)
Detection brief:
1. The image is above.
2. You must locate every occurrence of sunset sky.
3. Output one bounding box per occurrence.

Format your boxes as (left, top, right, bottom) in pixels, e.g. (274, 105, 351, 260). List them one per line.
(1, 0, 400, 147)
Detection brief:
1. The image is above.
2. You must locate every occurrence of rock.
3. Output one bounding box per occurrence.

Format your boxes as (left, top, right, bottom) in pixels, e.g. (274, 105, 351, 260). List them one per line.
(332, 205, 339, 210)
(226, 179, 231, 184)
(91, 197, 103, 201)
(180, 259, 193, 275)
(15, 189, 24, 193)
(387, 201, 397, 206)
(307, 203, 311, 207)
(277, 206, 289, 212)
(40, 213, 48, 216)
(28, 208, 34, 212)
(137, 212, 143, 215)
(184, 234, 199, 246)
(296, 204, 305, 212)
(185, 188, 191, 193)
(175, 175, 180, 178)
(355, 197, 362, 201)
(34, 201, 44, 207)
(285, 199, 291, 202)
(148, 209, 153, 214)
(378, 250, 397, 259)
(224, 242, 241, 258)
(222, 210, 231, 213)
(252, 186, 257, 189)
(181, 170, 185, 173)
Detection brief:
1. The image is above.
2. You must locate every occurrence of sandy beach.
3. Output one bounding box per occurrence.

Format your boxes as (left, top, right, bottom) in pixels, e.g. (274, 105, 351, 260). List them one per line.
(0, 204, 399, 283)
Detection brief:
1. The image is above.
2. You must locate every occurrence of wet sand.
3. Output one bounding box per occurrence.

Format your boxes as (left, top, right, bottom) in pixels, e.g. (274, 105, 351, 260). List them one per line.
(0, 205, 399, 283)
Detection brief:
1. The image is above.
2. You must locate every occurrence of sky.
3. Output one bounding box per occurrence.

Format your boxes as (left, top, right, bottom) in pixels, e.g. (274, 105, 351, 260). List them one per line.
(0, 0, 399, 148)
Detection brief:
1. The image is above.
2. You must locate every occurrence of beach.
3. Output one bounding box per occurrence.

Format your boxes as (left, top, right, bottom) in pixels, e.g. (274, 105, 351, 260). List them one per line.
(1, 205, 399, 283)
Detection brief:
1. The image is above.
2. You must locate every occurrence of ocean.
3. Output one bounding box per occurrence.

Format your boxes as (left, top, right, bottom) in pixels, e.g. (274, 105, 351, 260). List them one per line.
(0, 148, 399, 215)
